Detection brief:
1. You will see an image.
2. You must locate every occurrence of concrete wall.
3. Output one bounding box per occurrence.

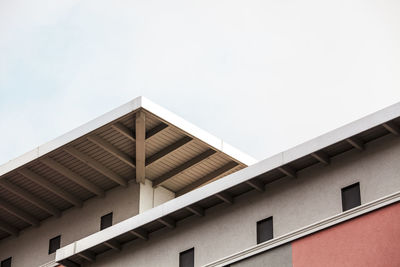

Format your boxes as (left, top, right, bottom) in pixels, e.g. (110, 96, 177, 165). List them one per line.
(83, 134, 400, 267)
(0, 182, 140, 267)
(232, 244, 292, 267)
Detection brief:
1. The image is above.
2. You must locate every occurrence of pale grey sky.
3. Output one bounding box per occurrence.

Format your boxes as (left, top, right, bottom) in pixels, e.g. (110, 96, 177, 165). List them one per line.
(1, 0, 400, 165)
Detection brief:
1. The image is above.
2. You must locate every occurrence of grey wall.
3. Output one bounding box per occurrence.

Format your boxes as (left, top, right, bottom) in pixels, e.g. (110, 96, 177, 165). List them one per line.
(83, 134, 400, 267)
(231, 244, 292, 267)
(0, 182, 139, 267)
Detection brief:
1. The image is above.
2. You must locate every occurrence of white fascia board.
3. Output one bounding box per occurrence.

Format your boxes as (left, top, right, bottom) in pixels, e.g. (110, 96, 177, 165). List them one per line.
(0, 96, 256, 178)
(140, 97, 257, 166)
(56, 100, 400, 262)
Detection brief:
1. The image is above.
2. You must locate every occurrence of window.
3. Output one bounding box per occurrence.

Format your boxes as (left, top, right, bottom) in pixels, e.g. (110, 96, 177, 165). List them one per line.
(179, 248, 194, 267)
(341, 183, 361, 211)
(100, 212, 113, 230)
(48, 235, 61, 254)
(257, 216, 273, 244)
(1, 257, 11, 267)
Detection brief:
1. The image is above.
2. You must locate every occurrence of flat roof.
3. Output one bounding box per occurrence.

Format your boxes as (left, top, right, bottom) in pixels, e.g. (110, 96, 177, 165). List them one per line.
(55, 100, 400, 266)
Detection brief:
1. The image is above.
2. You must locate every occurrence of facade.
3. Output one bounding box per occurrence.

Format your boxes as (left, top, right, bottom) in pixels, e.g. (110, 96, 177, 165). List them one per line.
(0, 97, 399, 267)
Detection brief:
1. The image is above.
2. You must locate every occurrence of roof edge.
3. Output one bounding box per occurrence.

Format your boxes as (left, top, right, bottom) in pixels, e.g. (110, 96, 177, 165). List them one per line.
(0, 96, 256, 178)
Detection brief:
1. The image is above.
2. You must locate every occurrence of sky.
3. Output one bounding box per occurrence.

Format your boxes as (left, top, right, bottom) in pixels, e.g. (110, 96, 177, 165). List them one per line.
(0, 0, 400, 165)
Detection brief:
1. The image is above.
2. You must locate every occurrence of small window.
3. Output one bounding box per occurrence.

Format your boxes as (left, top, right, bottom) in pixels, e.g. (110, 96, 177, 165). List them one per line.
(48, 235, 61, 254)
(1, 257, 11, 267)
(341, 182, 361, 211)
(179, 248, 194, 267)
(257, 216, 273, 244)
(100, 212, 113, 230)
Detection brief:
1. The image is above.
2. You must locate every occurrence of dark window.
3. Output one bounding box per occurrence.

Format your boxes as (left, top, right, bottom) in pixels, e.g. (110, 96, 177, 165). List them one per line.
(179, 248, 194, 267)
(100, 212, 113, 230)
(257, 216, 273, 244)
(1, 258, 11, 267)
(342, 183, 361, 211)
(48, 235, 61, 254)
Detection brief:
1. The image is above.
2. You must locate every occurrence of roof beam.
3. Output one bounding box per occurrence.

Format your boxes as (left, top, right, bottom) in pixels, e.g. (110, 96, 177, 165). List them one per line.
(130, 228, 148, 240)
(146, 136, 193, 167)
(0, 179, 61, 217)
(157, 216, 176, 228)
(87, 136, 135, 169)
(18, 169, 82, 207)
(136, 111, 146, 184)
(104, 239, 121, 251)
(215, 192, 233, 204)
(41, 157, 105, 197)
(383, 122, 400, 136)
(146, 123, 168, 141)
(176, 161, 239, 196)
(311, 151, 330, 165)
(64, 147, 128, 187)
(246, 178, 265, 192)
(278, 166, 297, 178)
(0, 198, 39, 226)
(112, 122, 168, 142)
(0, 219, 19, 236)
(153, 149, 216, 187)
(112, 122, 135, 141)
(186, 205, 204, 217)
(346, 137, 364, 150)
(78, 251, 96, 262)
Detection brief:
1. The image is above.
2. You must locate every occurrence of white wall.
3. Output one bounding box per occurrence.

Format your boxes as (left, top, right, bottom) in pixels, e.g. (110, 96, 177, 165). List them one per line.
(0, 182, 140, 267)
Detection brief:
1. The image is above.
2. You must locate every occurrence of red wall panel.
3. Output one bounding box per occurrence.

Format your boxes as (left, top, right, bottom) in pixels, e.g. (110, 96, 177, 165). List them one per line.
(292, 202, 400, 267)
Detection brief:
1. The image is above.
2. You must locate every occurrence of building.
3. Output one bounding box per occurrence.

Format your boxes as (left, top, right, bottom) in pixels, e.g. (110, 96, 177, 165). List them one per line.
(0, 96, 400, 267)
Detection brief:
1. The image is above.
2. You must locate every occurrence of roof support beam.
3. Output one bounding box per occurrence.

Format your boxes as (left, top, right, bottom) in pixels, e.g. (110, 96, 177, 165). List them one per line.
(136, 111, 146, 184)
(383, 122, 400, 136)
(311, 151, 330, 165)
(78, 251, 96, 262)
(186, 205, 204, 217)
(146, 123, 168, 141)
(0, 198, 39, 226)
(157, 216, 176, 228)
(104, 239, 121, 251)
(41, 157, 105, 197)
(88, 136, 135, 168)
(346, 137, 364, 150)
(64, 147, 127, 187)
(0, 179, 61, 217)
(176, 161, 239, 196)
(112, 122, 168, 143)
(18, 169, 82, 207)
(215, 192, 233, 204)
(130, 228, 148, 240)
(0, 219, 19, 236)
(112, 122, 135, 141)
(153, 149, 216, 187)
(146, 136, 193, 167)
(246, 178, 265, 192)
(278, 166, 297, 178)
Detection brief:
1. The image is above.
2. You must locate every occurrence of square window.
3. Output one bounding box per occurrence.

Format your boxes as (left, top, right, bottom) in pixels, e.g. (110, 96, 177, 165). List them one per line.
(49, 235, 61, 254)
(179, 248, 194, 267)
(100, 212, 113, 230)
(257, 217, 273, 244)
(342, 183, 361, 211)
(1, 257, 11, 267)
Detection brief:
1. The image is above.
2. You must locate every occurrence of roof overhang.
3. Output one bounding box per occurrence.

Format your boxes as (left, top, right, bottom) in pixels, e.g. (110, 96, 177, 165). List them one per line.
(55, 101, 400, 266)
(0, 96, 256, 241)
